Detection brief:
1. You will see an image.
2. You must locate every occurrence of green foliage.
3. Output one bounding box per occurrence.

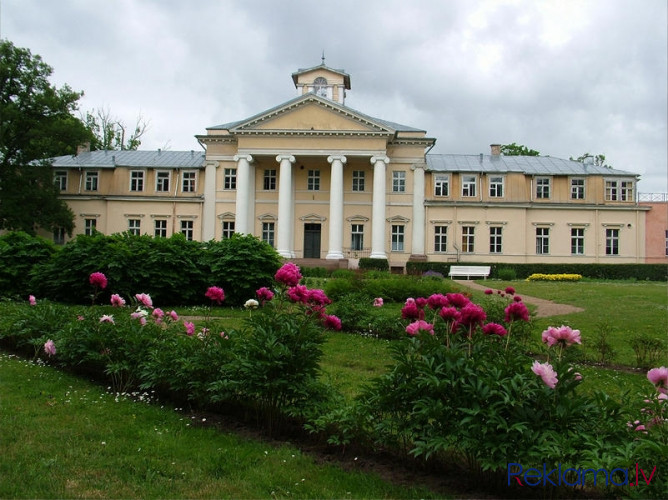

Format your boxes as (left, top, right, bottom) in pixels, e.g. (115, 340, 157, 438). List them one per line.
(82, 107, 148, 151)
(358, 257, 389, 271)
(496, 267, 517, 281)
(590, 322, 617, 364)
(629, 335, 664, 369)
(501, 143, 541, 156)
(328, 293, 405, 339)
(202, 234, 281, 306)
(0, 40, 92, 234)
(300, 266, 329, 278)
(0, 232, 57, 299)
(330, 268, 355, 279)
(325, 276, 454, 304)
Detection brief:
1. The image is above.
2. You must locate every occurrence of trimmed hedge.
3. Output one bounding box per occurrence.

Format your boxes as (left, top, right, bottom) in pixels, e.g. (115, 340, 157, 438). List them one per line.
(359, 258, 389, 271)
(406, 261, 667, 281)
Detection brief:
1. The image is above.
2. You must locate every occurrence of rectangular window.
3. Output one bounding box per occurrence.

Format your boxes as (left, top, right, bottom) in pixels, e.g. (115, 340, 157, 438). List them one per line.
(571, 178, 585, 200)
(156, 171, 170, 192)
(84, 218, 97, 236)
(621, 181, 634, 201)
(391, 225, 404, 251)
(352, 170, 365, 192)
(85, 171, 98, 191)
(605, 228, 619, 255)
(536, 177, 551, 199)
(128, 219, 141, 236)
(489, 226, 503, 253)
(536, 227, 550, 254)
(154, 219, 167, 238)
(182, 171, 196, 192)
(462, 226, 475, 253)
(434, 225, 448, 252)
(571, 227, 585, 255)
(130, 170, 144, 192)
(462, 175, 476, 197)
(351, 224, 364, 251)
(53, 228, 65, 245)
(489, 176, 504, 198)
(263, 169, 277, 190)
(222, 221, 235, 239)
(262, 222, 275, 247)
(224, 168, 236, 190)
(392, 171, 406, 193)
(54, 171, 67, 191)
(605, 180, 635, 201)
(180, 220, 194, 241)
(434, 175, 449, 197)
(307, 170, 320, 191)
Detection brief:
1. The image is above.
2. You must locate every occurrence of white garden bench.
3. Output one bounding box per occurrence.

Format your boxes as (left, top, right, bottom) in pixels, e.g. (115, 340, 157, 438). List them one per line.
(448, 265, 491, 280)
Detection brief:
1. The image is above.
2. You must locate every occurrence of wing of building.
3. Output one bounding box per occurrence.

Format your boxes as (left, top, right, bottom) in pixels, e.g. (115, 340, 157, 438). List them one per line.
(46, 61, 657, 268)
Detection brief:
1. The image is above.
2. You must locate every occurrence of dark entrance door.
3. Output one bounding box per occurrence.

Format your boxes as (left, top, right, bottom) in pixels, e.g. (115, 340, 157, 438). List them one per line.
(303, 223, 321, 258)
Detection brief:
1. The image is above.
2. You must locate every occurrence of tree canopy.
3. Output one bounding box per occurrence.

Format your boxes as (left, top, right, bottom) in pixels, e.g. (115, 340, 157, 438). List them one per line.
(82, 107, 149, 151)
(570, 152, 610, 167)
(501, 143, 541, 156)
(0, 39, 92, 235)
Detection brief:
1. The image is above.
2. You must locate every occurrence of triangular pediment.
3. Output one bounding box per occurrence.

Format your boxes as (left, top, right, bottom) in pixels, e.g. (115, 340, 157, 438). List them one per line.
(229, 95, 393, 135)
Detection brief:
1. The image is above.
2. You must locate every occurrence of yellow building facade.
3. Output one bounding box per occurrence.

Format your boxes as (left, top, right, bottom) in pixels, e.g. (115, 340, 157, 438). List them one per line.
(47, 62, 649, 269)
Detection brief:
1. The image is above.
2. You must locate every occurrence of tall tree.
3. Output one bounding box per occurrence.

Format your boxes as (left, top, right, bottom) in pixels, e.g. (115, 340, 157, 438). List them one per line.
(570, 152, 609, 167)
(501, 143, 541, 156)
(82, 107, 149, 151)
(0, 39, 92, 235)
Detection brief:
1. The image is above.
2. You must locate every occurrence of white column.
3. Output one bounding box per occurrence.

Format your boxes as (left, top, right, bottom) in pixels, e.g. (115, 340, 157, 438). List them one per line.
(326, 155, 346, 259)
(202, 161, 218, 241)
(233, 154, 253, 234)
(411, 163, 426, 258)
(370, 155, 389, 259)
(276, 154, 296, 258)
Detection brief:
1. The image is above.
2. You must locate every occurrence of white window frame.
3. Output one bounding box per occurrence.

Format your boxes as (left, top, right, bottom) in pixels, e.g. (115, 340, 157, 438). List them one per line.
(605, 228, 619, 255)
(489, 176, 504, 198)
(351, 224, 364, 251)
(156, 170, 171, 192)
(489, 226, 503, 254)
(182, 171, 197, 193)
(571, 178, 585, 200)
(223, 168, 237, 190)
(154, 219, 167, 238)
(84, 218, 97, 236)
(536, 227, 550, 254)
(180, 220, 194, 241)
(391, 225, 405, 252)
(462, 175, 477, 197)
(222, 221, 235, 239)
(262, 222, 275, 247)
(571, 227, 585, 255)
(84, 171, 99, 191)
(263, 169, 277, 191)
(128, 219, 141, 236)
(536, 177, 551, 199)
(434, 225, 448, 253)
(54, 170, 67, 191)
(352, 170, 365, 192)
(392, 171, 406, 193)
(307, 170, 320, 191)
(434, 174, 450, 197)
(462, 226, 475, 253)
(130, 170, 145, 192)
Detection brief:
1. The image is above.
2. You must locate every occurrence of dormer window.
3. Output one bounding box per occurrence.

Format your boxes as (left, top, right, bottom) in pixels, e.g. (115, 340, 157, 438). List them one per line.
(313, 77, 328, 97)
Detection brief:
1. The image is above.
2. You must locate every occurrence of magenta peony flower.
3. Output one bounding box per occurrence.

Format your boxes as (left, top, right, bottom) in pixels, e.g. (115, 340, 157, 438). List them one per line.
(439, 306, 461, 322)
(647, 366, 668, 393)
(152, 308, 164, 319)
(169, 310, 179, 321)
(504, 286, 516, 295)
(531, 360, 558, 389)
(415, 297, 428, 309)
(513, 295, 523, 302)
(28, 295, 36, 306)
(484, 289, 493, 295)
(373, 297, 384, 307)
(482, 322, 508, 337)
(427, 294, 449, 309)
(458, 303, 486, 328)
(401, 301, 421, 320)
(205, 286, 225, 304)
(135, 293, 153, 309)
(307, 289, 331, 307)
(504, 301, 529, 322)
(406, 320, 435, 336)
(323, 314, 342, 330)
(110, 294, 126, 307)
(541, 325, 582, 348)
(184, 321, 195, 336)
(256, 287, 274, 303)
(89, 272, 108, 289)
(287, 284, 309, 303)
(445, 293, 470, 309)
(99, 314, 115, 324)
(44, 339, 56, 356)
(275, 262, 302, 287)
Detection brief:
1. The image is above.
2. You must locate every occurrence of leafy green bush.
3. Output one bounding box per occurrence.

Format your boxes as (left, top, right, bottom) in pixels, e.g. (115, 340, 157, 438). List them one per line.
(497, 267, 517, 281)
(301, 266, 329, 278)
(0, 232, 57, 299)
(359, 258, 389, 271)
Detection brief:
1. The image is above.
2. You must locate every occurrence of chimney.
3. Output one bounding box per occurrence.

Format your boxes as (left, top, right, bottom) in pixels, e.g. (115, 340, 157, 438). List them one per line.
(490, 144, 501, 156)
(76, 142, 91, 155)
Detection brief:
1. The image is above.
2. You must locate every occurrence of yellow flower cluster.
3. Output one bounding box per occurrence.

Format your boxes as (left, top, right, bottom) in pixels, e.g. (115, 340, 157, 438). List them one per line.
(526, 273, 582, 282)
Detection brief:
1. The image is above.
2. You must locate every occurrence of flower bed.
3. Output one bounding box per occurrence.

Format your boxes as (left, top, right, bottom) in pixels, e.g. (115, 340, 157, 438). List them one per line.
(527, 273, 582, 281)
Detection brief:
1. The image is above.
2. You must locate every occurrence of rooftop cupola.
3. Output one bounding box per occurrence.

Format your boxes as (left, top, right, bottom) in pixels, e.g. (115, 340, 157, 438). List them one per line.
(291, 55, 351, 105)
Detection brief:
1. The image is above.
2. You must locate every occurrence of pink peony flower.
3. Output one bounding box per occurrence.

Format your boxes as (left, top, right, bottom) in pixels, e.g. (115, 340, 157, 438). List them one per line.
(439, 306, 461, 322)
(458, 303, 487, 329)
(373, 297, 384, 307)
(445, 293, 470, 309)
(110, 294, 125, 307)
(184, 321, 195, 336)
(220, 331, 229, 339)
(256, 287, 274, 303)
(531, 360, 558, 389)
(28, 295, 36, 306)
(89, 272, 108, 289)
(406, 320, 435, 337)
(647, 366, 668, 393)
(323, 314, 342, 330)
(401, 301, 421, 320)
(205, 286, 225, 305)
(169, 310, 179, 321)
(131, 308, 148, 320)
(275, 262, 302, 287)
(307, 289, 331, 307)
(427, 294, 449, 309)
(44, 339, 56, 356)
(287, 284, 309, 303)
(77, 315, 85, 321)
(504, 286, 516, 295)
(541, 325, 582, 348)
(415, 297, 428, 309)
(135, 293, 153, 309)
(99, 314, 115, 324)
(513, 295, 523, 302)
(484, 289, 493, 295)
(504, 301, 530, 322)
(482, 322, 508, 337)
(139, 317, 147, 326)
(152, 308, 165, 319)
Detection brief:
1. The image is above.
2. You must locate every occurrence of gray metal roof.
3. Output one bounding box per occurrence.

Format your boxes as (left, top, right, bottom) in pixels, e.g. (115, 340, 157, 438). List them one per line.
(208, 94, 424, 133)
(48, 150, 205, 169)
(426, 154, 638, 177)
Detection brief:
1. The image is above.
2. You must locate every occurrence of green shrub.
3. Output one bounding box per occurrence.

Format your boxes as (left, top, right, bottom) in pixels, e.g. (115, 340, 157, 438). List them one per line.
(301, 266, 329, 278)
(359, 258, 389, 271)
(497, 267, 517, 281)
(324, 278, 357, 301)
(0, 232, 57, 299)
(331, 269, 355, 279)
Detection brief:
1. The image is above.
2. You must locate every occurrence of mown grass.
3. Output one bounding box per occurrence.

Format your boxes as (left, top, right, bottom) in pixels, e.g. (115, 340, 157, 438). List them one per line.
(0, 352, 440, 499)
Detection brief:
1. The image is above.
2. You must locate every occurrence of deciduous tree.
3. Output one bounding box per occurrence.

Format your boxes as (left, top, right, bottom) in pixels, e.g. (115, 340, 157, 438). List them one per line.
(82, 107, 149, 151)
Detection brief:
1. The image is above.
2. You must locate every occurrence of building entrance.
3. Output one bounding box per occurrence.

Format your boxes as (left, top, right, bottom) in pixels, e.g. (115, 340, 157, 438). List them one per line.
(303, 223, 321, 258)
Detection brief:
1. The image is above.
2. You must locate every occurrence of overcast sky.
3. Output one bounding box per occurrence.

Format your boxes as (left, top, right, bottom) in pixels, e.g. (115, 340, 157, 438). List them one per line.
(3, 0, 667, 192)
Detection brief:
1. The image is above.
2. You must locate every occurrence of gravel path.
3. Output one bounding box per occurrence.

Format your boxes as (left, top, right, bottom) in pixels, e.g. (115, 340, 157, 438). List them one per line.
(452, 280, 585, 318)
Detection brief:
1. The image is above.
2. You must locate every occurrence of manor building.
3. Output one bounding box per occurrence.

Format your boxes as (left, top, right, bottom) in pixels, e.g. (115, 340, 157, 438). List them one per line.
(47, 62, 652, 269)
